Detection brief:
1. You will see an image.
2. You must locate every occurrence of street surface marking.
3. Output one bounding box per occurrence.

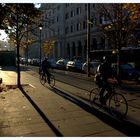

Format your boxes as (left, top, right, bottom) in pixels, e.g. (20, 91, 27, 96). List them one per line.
(29, 84, 36, 88)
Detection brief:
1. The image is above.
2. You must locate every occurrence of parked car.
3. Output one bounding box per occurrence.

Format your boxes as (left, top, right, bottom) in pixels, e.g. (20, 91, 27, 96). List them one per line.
(28, 59, 32, 65)
(82, 61, 101, 75)
(48, 59, 56, 69)
(56, 59, 68, 70)
(31, 58, 40, 66)
(112, 63, 140, 81)
(20, 57, 26, 64)
(66, 60, 82, 72)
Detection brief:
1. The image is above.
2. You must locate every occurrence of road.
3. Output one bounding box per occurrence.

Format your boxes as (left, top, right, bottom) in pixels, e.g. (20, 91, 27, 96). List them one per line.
(25, 65, 140, 109)
(28, 65, 140, 121)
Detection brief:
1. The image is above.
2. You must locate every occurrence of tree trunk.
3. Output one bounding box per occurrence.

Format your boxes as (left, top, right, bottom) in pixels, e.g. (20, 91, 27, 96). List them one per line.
(16, 6, 21, 88)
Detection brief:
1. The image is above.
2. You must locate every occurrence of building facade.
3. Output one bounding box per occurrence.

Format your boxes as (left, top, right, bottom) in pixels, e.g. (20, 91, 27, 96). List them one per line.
(40, 3, 109, 62)
(28, 3, 140, 65)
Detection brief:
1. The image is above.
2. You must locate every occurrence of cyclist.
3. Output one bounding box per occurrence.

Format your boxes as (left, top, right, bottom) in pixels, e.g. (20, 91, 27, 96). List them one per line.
(41, 57, 51, 84)
(96, 55, 121, 105)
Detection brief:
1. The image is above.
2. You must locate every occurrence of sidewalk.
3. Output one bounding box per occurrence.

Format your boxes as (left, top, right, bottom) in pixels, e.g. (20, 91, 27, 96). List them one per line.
(0, 66, 140, 136)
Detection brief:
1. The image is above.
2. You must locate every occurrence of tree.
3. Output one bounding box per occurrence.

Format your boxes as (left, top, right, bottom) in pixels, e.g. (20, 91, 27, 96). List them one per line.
(95, 3, 140, 49)
(0, 3, 41, 87)
(43, 39, 55, 56)
(94, 3, 140, 75)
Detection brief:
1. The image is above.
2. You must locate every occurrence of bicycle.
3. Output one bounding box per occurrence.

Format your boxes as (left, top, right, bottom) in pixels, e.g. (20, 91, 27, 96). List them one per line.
(39, 71, 55, 88)
(89, 81, 128, 119)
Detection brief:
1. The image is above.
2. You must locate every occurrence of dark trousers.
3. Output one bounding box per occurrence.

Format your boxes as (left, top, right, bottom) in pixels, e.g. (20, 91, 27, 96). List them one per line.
(43, 69, 50, 84)
(99, 79, 112, 102)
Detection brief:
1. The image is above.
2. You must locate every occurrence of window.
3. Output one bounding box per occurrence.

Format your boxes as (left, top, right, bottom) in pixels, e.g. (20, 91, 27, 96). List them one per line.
(77, 23, 81, 31)
(93, 4, 95, 8)
(45, 32, 48, 39)
(53, 29, 55, 36)
(48, 20, 50, 26)
(57, 5, 60, 10)
(65, 13, 69, 19)
(52, 18, 54, 24)
(58, 28, 60, 35)
(66, 4, 69, 7)
(100, 37, 105, 49)
(71, 10, 75, 17)
(91, 14, 97, 25)
(52, 8, 55, 14)
(85, 4, 87, 11)
(83, 21, 87, 29)
(71, 25, 75, 32)
(99, 15, 103, 24)
(100, 15, 111, 25)
(56, 16, 59, 22)
(65, 27, 69, 34)
(47, 31, 49, 38)
(45, 22, 47, 28)
(49, 31, 51, 37)
(45, 14, 48, 19)
(77, 7, 81, 15)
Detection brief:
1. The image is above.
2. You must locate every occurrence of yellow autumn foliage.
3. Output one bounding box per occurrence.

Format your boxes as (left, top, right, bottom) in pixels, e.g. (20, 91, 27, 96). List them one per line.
(43, 39, 55, 55)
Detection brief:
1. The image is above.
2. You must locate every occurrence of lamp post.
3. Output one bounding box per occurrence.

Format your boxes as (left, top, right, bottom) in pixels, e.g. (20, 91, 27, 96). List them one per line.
(112, 48, 119, 76)
(39, 23, 43, 67)
(87, 3, 91, 77)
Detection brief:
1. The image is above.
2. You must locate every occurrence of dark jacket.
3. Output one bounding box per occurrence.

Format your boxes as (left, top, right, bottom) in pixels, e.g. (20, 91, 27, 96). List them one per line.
(42, 60, 51, 72)
(97, 62, 113, 80)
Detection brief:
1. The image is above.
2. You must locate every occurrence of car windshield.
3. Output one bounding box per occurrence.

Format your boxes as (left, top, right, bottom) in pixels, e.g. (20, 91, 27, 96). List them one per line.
(121, 64, 133, 70)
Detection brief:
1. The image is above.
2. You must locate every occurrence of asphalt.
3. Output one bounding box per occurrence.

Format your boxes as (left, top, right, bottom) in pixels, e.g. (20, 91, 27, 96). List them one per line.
(0, 66, 140, 136)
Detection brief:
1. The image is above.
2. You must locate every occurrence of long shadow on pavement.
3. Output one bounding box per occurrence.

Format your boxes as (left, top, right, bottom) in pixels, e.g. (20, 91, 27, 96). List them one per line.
(52, 87, 140, 136)
(19, 86, 63, 136)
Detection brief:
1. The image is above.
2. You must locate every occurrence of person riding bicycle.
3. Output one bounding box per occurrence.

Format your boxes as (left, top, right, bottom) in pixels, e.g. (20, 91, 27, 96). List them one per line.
(41, 57, 51, 84)
(96, 55, 121, 105)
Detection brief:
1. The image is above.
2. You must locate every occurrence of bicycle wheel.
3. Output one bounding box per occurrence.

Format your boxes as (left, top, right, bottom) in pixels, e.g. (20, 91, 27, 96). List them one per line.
(109, 93, 128, 119)
(89, 88, 101, 110)
(49, 74, 55, 88)
(39, 73, 46, 85)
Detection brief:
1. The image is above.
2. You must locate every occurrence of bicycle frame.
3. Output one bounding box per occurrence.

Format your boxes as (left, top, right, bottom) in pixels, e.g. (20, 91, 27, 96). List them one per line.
(89, 83, 128, 119)
(39, 72, 55, 88)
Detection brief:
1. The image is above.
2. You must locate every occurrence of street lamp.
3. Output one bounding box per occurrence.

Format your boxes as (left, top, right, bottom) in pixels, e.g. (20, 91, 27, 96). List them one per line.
(39, 23, 43, 67)
(87, 3, 91, 77)
(112, 48, 119, 76)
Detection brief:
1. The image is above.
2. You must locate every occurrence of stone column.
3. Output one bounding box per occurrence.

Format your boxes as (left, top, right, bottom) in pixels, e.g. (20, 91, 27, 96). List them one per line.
(70, 43, 73, 60)
(105, 37, 109, 49)
(96, 37, 100, 50)
(75, 42, 78, 58)
(81, 41, 85, 62)
(57, 41, 61, 59)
